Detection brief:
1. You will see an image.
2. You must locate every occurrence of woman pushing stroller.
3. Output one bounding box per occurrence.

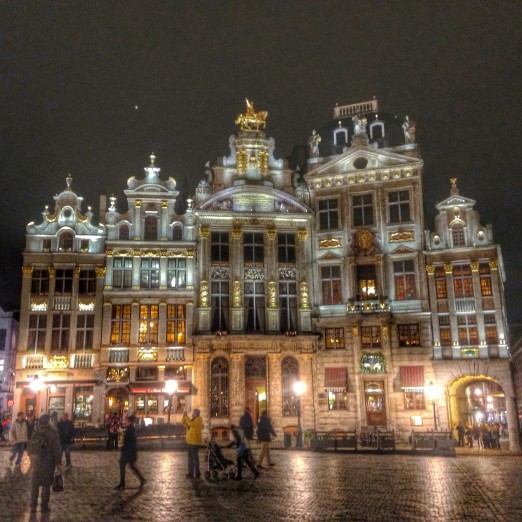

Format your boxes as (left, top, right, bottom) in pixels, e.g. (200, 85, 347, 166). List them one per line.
(228, 425, 259, 481)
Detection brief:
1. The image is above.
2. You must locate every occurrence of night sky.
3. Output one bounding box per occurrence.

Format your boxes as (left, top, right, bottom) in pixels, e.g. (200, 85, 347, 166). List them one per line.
(0, 2, 521, 324)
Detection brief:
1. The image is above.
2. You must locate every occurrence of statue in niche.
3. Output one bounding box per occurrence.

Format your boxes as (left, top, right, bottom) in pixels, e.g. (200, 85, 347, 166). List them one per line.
(402, 115, 416, 144)
(352, 115, 367, 135)
(308, 130, 321, 157)
(205, 161, 214, 184)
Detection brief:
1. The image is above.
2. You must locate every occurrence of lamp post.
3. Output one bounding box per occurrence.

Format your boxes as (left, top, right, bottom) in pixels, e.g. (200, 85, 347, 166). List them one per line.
(164, 379, 178, 425)
(426, 381, 438, 431)
(293, 380, 306, 448)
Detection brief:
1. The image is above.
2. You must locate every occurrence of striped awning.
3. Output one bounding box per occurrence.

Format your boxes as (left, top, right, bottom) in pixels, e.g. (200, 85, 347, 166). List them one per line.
(400, 366, 424, 392)
(325, 367, 347, 391)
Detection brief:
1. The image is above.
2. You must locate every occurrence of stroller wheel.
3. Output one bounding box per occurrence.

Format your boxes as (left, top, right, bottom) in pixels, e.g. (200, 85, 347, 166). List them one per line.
(204, 471, 211, 480)
(212, 470, 219, 479)
(222, 471, 229, 480)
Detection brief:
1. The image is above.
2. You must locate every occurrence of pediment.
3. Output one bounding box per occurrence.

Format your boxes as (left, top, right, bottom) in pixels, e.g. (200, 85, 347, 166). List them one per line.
(306, 146, 422, 178)
(317, 251, 343, 261)
(390, 245, 418, 255)
(436, 194, 476, 210)
(195, 186, 311, 214)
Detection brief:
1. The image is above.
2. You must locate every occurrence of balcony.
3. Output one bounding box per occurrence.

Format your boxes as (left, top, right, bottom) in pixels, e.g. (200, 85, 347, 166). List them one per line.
(53, 296, 72, 311)
(109, 348, 130, 363)
(166, 347, 185, 362)
(454, 297, 476, 313)
(25, 354, 44, 369)
(72, 353, 94, 368)
(347, 297, 390, 314)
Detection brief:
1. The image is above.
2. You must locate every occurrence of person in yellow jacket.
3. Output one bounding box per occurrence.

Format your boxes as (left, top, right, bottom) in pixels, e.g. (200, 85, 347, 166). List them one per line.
(182, 409, 202, 479)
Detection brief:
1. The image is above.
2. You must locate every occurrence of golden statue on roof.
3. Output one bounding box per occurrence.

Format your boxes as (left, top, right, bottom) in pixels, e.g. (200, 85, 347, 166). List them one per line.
(235, 98, 268, 130)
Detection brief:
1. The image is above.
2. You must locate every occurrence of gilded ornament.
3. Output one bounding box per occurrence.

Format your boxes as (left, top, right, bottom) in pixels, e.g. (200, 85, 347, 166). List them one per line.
(95, 267, 106, 277)
(489, 259, 498, 270)
(237, 150, 248, 173)
(389, 231, 414, 242)
(425, 265, 435, 275)
(135, 199, 142, 208)
(355, 229, 373, 251)
(470, 261, 479, 272)
(74, 267, 81, 278)
(234, 99, 268, 131)
(266, 228, 276, 240)
(232, 228, 242, 240)
(233, 280, 242, 307)
(297, 230, 308, 241)
(199, 281, 209, 307)
(22, 266, 34, 277)
(299, 281, 310, 309)
(48, 267, 56, 278)
(199, 227, 210, 239)
(319, 236, 341, 249)
(161, 200, 168, 208)
(444, 264, 453, 275)
(268, 281, 277, 308)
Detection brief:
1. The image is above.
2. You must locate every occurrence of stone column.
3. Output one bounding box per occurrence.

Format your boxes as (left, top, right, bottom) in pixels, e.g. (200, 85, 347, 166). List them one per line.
(267, 354, 281, 430)
(194, 353, 210, 437)
(230, 353, 245, 421)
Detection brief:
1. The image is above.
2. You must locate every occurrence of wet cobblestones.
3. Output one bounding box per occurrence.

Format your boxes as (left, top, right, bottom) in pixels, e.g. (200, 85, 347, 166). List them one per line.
(1, 446, 521, 521)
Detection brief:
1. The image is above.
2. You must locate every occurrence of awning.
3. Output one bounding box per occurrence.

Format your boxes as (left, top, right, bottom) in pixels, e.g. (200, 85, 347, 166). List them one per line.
(400, 366, 424, 391)
(324, 367, 347, 391)
(130, 380, 191, 394)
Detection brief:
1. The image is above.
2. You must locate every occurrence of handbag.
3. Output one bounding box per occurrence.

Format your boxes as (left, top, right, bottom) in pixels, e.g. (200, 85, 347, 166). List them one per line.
(20, 453, 31, 475)
(52, 471, 64, 492)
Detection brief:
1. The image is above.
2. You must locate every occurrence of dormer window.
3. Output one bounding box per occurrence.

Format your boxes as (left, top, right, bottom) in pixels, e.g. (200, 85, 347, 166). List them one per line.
(452, 226, 465, 247)
(172, 225, 183, 241)
(369, 121, 384, 140)
(59, 231, 74, 252)
(144, 216, 158, 241)
(333, 127, 348, 146)
(119, 225, 130, 240)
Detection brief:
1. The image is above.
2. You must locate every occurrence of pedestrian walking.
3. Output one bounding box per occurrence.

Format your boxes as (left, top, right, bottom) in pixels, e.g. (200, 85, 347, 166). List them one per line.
(26, 412, 36, 441)
(9, 411, 28, 467)
(229, 424, 259, 481)
(256, 410, 276, 468)
(30, 414, 61, 514)
(57, 413, 75, 468)
(107, 412, 121, 450)
(239, 407, 254, 440)
(456, 422, 465, 447)
(182, 409, 203, 480)
(50, 411, 59, 429)
(114, 415, 146, 491)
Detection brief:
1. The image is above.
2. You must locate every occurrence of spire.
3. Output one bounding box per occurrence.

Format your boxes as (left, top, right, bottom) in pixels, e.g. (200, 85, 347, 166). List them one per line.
(450, 178, 459, 195)
(66, 174, 73, 188)
(144, 153, 161, 182)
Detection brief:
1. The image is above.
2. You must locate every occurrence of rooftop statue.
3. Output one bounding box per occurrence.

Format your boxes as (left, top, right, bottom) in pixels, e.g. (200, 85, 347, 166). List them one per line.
(235, 98, 268, 131)
(402, 115, 416, 144)
(352, 115, 367, 135)
(308, 130, 321, 157)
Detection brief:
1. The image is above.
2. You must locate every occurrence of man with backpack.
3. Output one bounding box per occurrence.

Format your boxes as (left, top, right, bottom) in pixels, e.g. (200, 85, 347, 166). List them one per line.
(9, 411, 28, 467)
(29, 413, 61, 514)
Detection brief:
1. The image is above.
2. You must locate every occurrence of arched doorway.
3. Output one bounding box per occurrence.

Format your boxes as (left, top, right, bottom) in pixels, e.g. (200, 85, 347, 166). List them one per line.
(105, 388, 129, 420)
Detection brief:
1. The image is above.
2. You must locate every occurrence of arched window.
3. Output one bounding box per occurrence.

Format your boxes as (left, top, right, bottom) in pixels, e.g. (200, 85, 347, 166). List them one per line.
(369, 122, 385, 140)
(452, 225, 465, 247)
(144, 216, 158, 241)
(172, 225, 183, 241)
(119, 225, 129, 240)
(281, 356, 299, 416)
(59, 231, 74, 252)
(210, 357, 229, 417)
(333, 128, 348, 146)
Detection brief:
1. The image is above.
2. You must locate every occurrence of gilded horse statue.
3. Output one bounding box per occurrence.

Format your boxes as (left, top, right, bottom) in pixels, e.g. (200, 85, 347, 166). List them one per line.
(235, 99, 268, 130)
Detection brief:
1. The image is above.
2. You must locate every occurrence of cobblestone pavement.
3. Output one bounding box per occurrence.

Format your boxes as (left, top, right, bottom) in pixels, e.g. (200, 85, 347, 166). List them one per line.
(0, 446, 521, 522)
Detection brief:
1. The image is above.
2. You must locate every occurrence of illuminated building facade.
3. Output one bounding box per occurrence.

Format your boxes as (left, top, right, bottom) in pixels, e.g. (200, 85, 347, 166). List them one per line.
(12, 99, 520, 451)
(0, 305, 18, 415)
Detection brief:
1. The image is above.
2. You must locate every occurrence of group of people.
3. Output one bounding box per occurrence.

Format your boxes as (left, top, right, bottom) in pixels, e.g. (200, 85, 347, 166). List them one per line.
(456, 421, 506, 450)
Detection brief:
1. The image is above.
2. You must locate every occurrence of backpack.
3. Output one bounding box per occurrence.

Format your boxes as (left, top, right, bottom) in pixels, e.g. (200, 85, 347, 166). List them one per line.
(28, 428, 47, 456)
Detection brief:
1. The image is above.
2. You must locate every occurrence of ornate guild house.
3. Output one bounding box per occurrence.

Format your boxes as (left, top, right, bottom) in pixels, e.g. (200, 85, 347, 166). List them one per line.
(13, 99, 520, 451)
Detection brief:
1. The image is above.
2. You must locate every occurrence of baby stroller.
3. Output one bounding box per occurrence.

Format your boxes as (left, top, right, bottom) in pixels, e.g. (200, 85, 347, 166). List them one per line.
(204, 439, 235, 481)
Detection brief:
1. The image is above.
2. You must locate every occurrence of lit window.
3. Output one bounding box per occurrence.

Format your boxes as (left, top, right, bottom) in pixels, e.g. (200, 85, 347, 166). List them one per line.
(321, 265, 342, 305)
(282, 357, 299, 416)
(110, 305, 131, 346)
(140, 258, 160, 289)
(479, 263, 492, 297)
(434, 266, 447, 299)
(325, 328, 345, 350)
(167, 258, 187, 289)
(361, 326, 381, 349)
(453, 264, 473, 297)
(457, 315, 478, 345)
(167, 305, 186, 346)
(398, 324, 421, 347)
(394, 260, 416, 300)
(139, 305, 159, 345)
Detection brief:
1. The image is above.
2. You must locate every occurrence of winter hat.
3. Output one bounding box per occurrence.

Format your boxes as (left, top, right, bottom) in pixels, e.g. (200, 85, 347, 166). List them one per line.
(39, 414, 50, 425)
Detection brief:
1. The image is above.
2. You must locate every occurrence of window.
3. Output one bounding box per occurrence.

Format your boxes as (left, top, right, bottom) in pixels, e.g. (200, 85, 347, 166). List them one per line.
(135, 394, 158, 414)
(139, 305, 159, 345)
(110, 305, 131, 346)
(394, 260, 416, 300)
(211, 280, 229, 333)
(361, 326, 381, 349)
(318, 199, 339, 231)
(452, 226, 465, 247)
(279, 281, 297, 333)
(167, 305, 186, 346)
(352, 194, 374, 227)
(51, 313, 70, 353)
(144, 216, 158, 241)
(435, 266, 447, 299)
(119, 225, 130, 240)
(55, 269, 73, 294)
(321, 265, 342, 305)
(167, 258, 187, 289)
(325, 367, 348, 410)
(398, 324, 421, 347)
(457, 315, 478, 345)
(59, 231, 74, 252)
(28, 315, 47, 351)
(211, 232, 229, 264)
(0, 358, 4, 373)
(172, 225, 183, 241)
(439, 316, 451, 346)
(281, 357, 299, 416)
(328, 390, 348, 411)
(357, 265, 377, 299)
(480, 263, 492, 296)
(484, 314, 497, 344)
(113, 257, 133, 289)
(388, 190, 411, 223)
(140, 258, 160, 288)
(404, 392, 425, 410)
(278, 233, 296, 265)
(80, 239, 90, 252)
(244, 281, 265, 333)
(243, 232, 264, 265)
(31, 269, 49, 295)
(210, 357, 229, 417)
(42, 239, 51, 252)
(453, 264, 473, 298)
(76, 315, 94, 350)
(73, 386, 93, 421)
(325, 328, 345, 350)
(0, 329, 6, 350)
(79, 269, 96, 295)
(136, 366, 158, 381)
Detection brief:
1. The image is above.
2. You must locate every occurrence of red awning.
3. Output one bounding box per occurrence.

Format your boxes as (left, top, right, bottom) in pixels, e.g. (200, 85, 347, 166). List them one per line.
(130, 381, 191, 394)
(400, 366, 425, 391)
(324, 367, 347, 391)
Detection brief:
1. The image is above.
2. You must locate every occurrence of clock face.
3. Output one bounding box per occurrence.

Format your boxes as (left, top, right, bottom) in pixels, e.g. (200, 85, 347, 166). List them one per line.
(356, 230, 373, 250)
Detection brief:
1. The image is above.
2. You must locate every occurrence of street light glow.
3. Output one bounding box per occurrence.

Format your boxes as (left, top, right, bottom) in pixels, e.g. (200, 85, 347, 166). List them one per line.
(293, 380, 305, 397)
(164, 379, 178, 395)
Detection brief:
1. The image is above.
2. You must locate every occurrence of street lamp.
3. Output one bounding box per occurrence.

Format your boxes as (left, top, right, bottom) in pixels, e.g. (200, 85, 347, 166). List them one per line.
(293, 380, 306, 448)
(164, 379, 178, 425)
(426, 381, 439, 431)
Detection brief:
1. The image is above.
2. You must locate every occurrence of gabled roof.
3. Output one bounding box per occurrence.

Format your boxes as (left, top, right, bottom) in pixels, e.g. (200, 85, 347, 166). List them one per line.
(435, 194, 476, 210)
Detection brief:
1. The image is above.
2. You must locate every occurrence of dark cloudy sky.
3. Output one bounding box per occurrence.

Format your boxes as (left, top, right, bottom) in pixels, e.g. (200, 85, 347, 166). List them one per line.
(1, 1, 521, 323)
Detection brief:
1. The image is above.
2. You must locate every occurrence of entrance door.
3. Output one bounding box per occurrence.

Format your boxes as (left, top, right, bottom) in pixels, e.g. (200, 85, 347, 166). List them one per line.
(245, 356, 267, 424)
(365, 380, 386, 426)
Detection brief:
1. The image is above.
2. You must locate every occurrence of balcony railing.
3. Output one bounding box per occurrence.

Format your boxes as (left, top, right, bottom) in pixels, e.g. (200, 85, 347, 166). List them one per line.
(25, 354, 44, 369)
(166, 347, 185, 362)
(73, 353, 94, 368)
(347, 297, 390, 314)
(53, 296, 72, 311)
(109, 348, 130, 363)
(454, 297, 476, 313)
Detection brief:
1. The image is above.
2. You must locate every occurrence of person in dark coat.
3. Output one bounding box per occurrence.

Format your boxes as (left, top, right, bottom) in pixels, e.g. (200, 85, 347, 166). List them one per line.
(256, 410, 277, 468)
(239, 407, 254, 441)
(30, 414, 61, 514)
(114, 415, 146, 491)
(57, 413, 75, 468)
(229, 425, 259, 481)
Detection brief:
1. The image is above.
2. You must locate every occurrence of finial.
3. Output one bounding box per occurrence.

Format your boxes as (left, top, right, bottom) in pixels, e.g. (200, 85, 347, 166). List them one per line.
(450, 178, 459, 195)
(109, 195, 117, 210)
(150, 153, 156, 165)
(66, 174, 73, 188)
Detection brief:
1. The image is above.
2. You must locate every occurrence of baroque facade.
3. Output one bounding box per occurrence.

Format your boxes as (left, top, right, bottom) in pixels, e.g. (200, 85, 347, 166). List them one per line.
(12, 99, 520, 451)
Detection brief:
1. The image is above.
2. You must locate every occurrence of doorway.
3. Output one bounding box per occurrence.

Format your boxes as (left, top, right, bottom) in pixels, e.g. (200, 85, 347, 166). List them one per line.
(245, 356, 267, 424)
(365, 380, 386, 426)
